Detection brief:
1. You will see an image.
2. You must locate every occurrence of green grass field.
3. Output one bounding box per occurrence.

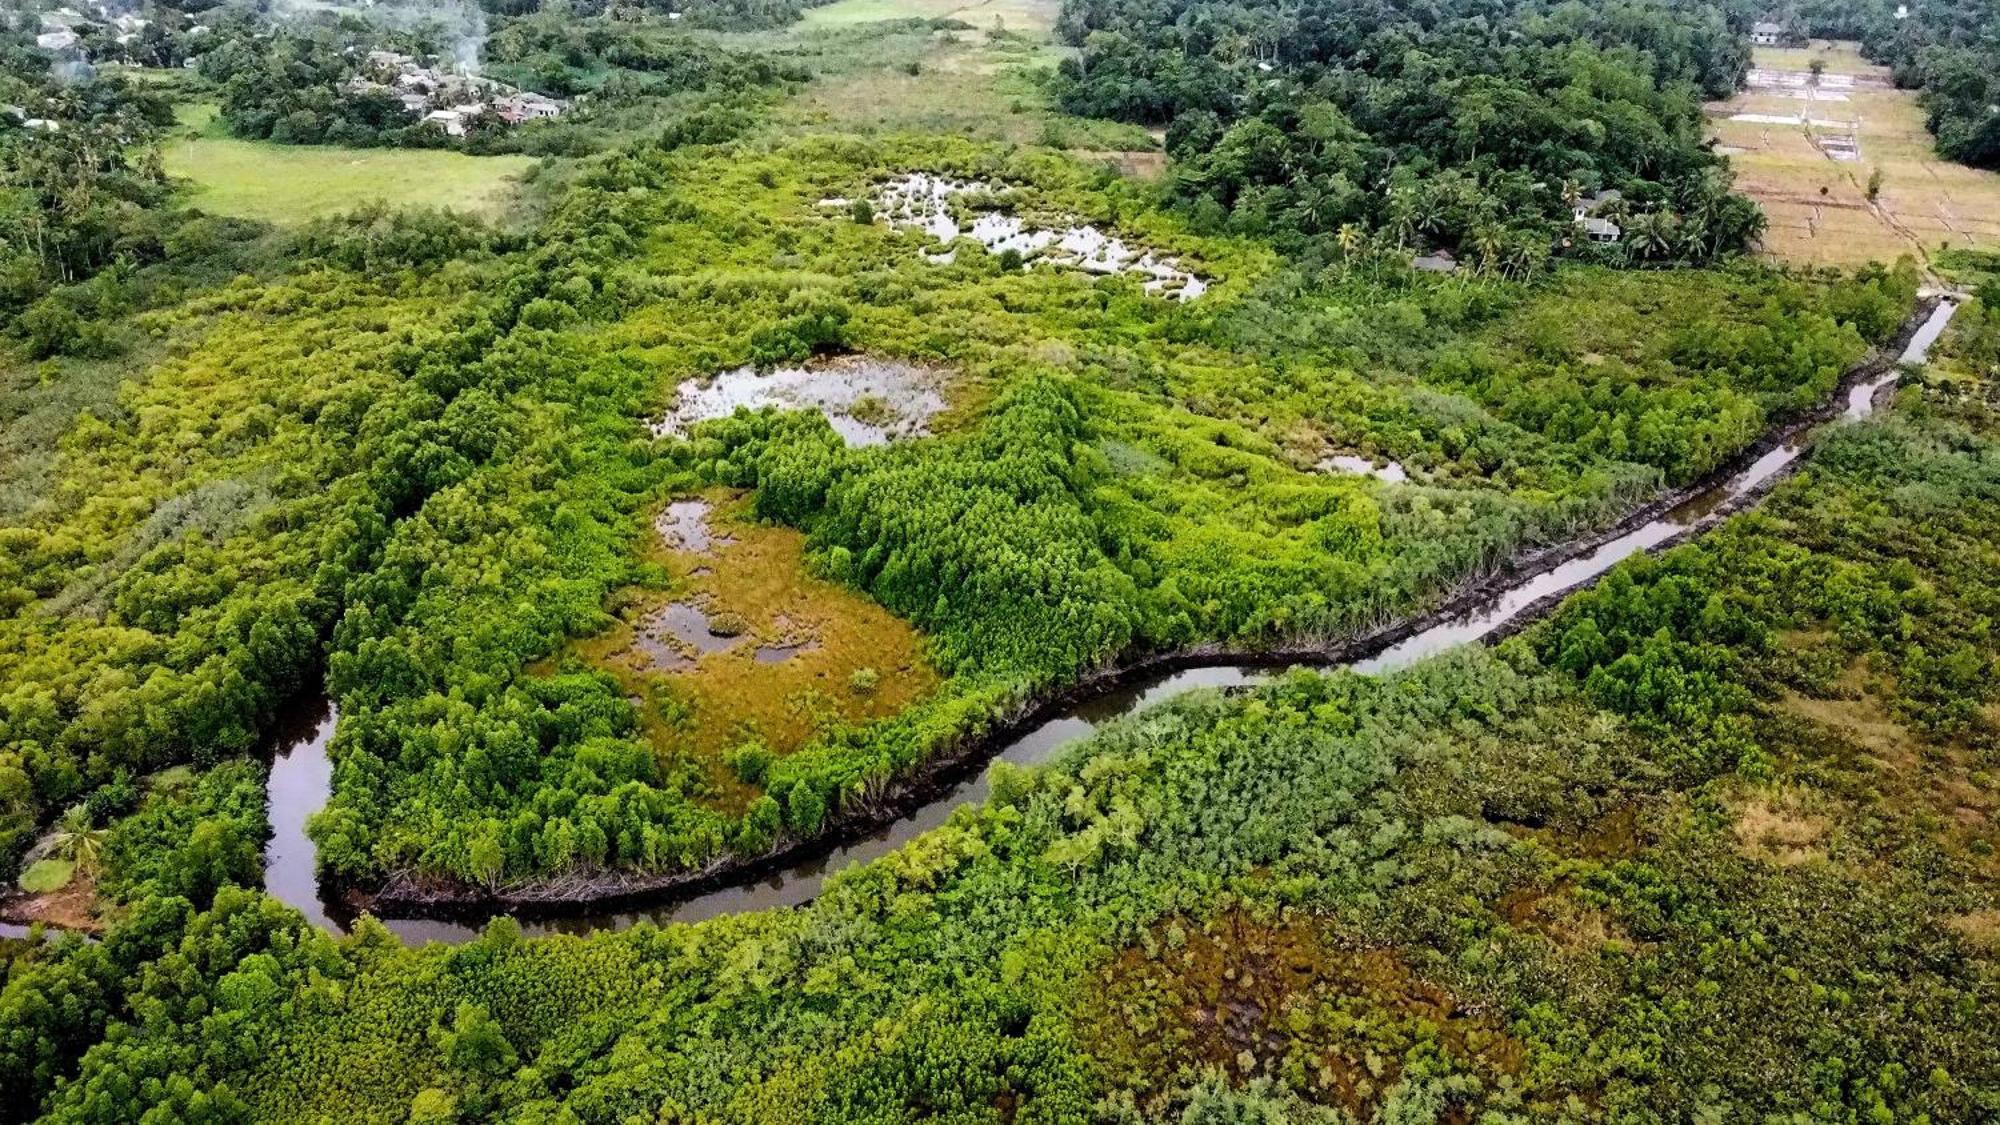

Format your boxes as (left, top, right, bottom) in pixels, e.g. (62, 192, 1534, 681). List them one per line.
(800, 0, 1057, 32)
(162, 106, 536, 224)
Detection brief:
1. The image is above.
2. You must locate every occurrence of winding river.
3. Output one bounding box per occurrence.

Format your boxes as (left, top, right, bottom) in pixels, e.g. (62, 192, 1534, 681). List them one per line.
(259, 299, 1961, 945)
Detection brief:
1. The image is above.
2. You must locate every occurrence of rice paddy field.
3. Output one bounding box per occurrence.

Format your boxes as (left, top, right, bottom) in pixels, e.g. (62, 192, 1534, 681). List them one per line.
(1707, 40, 2000, 269)
(162, 104, 535, 224)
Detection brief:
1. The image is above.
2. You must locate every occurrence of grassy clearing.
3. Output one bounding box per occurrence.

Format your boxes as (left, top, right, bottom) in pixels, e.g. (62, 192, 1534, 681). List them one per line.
(8, 857, 99, 932)
(779, 30, 1152, 147)
(162, 108, 535, 224)
(16, 858, 73, 895)
(800, 0, 1058, 32)
(573, 490, 940, 811)
(1707, 40, 2000, 270)
(729, 0, 1154, 154)
(800, 0, 960, 27)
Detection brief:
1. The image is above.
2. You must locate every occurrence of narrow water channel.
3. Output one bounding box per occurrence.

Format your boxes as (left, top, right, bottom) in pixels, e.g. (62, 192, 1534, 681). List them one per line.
(262, 700, 341, 932)
(263, 300, 1960, 945)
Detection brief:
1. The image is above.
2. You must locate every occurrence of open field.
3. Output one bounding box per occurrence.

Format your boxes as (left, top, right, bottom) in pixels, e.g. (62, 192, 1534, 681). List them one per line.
(1707, 40, 2000, 270)
(162, 105, 535, 224)
(748, 0, 1159, 156)
(801, 0, 1058, 33)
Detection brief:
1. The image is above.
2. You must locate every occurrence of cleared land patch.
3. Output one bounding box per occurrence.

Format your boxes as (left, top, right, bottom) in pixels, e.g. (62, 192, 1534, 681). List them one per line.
(800, 0, 1058, 33)
(1707, 41, 2000, 269)
(163, 105, 534, 224)
(1732, 788, 1832, 867)
(747, 0, 1154, 152)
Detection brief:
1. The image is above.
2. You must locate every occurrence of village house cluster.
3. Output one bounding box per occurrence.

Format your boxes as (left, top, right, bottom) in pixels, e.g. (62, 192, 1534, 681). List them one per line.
(32, 3, 165, 55)
(341, 49, 566, 137)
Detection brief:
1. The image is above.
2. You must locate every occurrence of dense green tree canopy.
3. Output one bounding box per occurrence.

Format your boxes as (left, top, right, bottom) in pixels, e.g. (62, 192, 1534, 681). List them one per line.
(1053, 0, 1765, 263)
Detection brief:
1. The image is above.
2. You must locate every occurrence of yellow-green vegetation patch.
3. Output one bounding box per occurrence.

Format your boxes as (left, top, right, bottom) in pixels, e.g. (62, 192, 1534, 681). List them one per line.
(1730, 787, 1833, 867)
(162, 135, 535, 224)
(17, 858, 74, 894)
(1777, 657, 1918, 765)
(575, 490, 940, 811)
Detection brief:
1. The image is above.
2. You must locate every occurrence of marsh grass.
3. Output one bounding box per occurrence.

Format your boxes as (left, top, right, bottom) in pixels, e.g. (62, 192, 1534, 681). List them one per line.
(573, 490, 940, 812)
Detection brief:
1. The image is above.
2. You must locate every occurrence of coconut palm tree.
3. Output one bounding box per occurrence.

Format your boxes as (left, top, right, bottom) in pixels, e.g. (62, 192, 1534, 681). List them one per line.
(1623, 211, 1675, 261)
(1336, 222, 1363, 259)
(43, 805, 106, 874)
(1470, 224, 1506, 275)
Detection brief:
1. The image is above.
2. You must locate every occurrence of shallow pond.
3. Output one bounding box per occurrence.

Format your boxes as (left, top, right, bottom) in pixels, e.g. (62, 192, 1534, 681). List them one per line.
(631, 601, 744, 671)
(1315, 454, 1410, 483)
(654, 499, 731, 553)
(652, 358, 949, 447)
(846, 173, 1209, 301)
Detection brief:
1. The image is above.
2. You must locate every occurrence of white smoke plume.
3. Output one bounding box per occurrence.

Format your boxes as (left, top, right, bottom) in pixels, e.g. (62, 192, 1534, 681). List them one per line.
(266, 0, 489, 75)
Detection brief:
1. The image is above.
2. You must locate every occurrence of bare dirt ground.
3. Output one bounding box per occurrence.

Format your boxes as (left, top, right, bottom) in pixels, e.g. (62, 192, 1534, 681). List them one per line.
(1707, 40, 2000, 270)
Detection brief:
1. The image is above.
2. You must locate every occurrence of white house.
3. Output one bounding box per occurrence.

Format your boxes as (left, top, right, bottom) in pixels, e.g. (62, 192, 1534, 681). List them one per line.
(425, 104, 485, 137)
(36, 29, 81, 52)
(1573, 190, 1623, 243)
(1410, 249, 1458, 274)
(495, 92, 562, 124)
(1751, 21, 1787, 46)
(1577, 216, 1622, 243)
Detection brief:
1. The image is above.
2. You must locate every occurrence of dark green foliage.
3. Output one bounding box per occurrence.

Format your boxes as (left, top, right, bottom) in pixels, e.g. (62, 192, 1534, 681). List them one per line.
(741, 375, 1138, 679)
(290, 205, 505, 273)
(0, 70, 180, 325)
(3, 132, 1913, 893)
(6, 82, 1995, 1121)
(1053, 0, 1761, 263)
(16, 615, 1998, 1120)
(1535, 328, 2000, 773)
(99, 761, 267, 907)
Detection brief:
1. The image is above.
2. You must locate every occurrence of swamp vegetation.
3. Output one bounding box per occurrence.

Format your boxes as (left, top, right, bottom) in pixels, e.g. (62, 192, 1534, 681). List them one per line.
(1, 0, 1996, 1119)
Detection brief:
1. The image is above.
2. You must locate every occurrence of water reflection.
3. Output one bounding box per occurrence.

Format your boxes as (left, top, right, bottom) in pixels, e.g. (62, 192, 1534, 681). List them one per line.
(855, 173, 1210, 300)
(263, 699, 341, 932)
(650, 359, 949, 447)
(654, 499, 730, 553)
